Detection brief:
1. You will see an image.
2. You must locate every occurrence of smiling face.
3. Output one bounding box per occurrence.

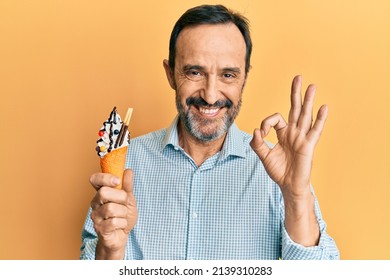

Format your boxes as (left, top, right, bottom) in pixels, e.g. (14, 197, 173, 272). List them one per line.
(164, 23, 248, 143)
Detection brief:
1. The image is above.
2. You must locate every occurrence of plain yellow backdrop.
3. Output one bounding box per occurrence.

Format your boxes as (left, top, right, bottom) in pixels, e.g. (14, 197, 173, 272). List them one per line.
(0, 0, 389, 259)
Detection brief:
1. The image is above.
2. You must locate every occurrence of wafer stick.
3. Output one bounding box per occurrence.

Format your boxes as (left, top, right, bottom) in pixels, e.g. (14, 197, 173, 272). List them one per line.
(115, 108, 133, 147)
(124, 108, 133, 126)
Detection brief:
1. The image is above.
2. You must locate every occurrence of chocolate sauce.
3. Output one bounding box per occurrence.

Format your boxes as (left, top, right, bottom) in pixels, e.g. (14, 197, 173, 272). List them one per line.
(97, 106, 129, 156)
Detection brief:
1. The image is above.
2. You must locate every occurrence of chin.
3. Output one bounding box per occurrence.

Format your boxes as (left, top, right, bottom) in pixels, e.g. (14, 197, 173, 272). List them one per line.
(190, 121, 229, 142)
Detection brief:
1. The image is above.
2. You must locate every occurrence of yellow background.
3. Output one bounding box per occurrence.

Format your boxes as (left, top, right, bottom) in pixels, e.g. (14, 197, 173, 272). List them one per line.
(1, 0, 389, 259)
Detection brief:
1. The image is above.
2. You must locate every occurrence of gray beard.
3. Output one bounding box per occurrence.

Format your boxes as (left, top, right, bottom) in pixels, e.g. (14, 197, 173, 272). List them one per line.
(176, 95, 242, 143)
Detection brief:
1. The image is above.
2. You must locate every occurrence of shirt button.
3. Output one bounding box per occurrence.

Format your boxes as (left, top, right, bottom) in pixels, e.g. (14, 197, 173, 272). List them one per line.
(192, 212, 198, 219)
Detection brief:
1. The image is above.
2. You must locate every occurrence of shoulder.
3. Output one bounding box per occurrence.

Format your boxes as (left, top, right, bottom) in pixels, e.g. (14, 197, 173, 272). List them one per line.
(131, 128, 167, 144)
(240, 130, 253, 145)
(125, 128, 168, 169)
(128, 128, 167, 154)
(126, 129, 167, 170)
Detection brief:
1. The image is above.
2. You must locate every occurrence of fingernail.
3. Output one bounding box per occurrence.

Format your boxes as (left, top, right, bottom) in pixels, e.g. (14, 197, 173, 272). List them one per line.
(112, 177, 121, 186)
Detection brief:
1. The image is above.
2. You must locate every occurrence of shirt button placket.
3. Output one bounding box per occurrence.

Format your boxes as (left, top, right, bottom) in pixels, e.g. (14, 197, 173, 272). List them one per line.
(186, 168, 202, 260)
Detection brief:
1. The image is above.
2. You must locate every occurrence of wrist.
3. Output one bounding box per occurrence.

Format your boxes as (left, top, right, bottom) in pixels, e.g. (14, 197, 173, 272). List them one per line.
(283, 190, 314, 219)
(283, 189, 320, 247)
(95, 239, 126, 260)
(282, 183, 312, 205)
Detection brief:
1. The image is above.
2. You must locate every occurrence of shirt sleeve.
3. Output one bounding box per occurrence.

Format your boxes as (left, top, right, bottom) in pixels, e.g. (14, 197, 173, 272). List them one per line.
(280, 188, 340, 260)
(80, 208, 98, 260)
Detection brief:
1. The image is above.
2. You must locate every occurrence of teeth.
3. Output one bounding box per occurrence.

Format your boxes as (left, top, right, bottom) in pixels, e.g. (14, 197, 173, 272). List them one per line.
(199, 107, 219, 114)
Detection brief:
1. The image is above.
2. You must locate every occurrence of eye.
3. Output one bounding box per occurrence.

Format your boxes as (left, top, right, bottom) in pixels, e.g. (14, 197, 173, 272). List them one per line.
(184, 69, 204, 81)
(224, 73, 234, 78)
(222, 73, 237, 80)
(192, 71, 200, 76)
(187, 70, 201, 76)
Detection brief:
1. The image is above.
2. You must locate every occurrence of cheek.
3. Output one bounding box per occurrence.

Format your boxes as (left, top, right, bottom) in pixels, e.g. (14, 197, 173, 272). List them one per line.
(175, 78, 202, 99)
(224, 85, 243, 104)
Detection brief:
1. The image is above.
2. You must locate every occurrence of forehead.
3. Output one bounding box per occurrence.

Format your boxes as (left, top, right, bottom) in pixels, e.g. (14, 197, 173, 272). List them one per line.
(175, 23, 246, 68)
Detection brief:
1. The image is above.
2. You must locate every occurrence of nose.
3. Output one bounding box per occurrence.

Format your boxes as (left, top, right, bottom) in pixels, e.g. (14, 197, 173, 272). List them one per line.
(200, 75, 219, 105)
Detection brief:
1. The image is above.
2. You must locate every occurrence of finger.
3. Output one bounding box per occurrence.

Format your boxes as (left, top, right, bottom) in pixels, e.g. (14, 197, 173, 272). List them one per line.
(94, 217, 128, 234)
(288, 75, 302, 125)
(90, 186, 129, 210)
(250, 128, 271, 162)
(297, 84, 316, 133)
(260, 113, 287, 136)
(307, 104, 328, 143)
(89, 172, 121, 191)
(92, 202, 129, 223)
(122, 169, 134, 195)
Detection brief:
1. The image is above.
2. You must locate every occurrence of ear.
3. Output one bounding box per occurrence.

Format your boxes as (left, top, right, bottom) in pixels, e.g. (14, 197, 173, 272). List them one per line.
(163, 59, 176, 90)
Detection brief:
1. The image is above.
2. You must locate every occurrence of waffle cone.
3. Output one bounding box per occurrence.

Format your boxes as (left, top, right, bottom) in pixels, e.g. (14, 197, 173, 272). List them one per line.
(100, 146, 128, 189)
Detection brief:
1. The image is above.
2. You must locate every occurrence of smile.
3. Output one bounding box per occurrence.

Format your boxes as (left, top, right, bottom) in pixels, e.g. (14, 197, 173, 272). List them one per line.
(198, 106, 221, 117)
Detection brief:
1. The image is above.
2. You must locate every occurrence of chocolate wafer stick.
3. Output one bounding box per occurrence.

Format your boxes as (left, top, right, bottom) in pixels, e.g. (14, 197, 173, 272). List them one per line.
(114, 108, 133, 148)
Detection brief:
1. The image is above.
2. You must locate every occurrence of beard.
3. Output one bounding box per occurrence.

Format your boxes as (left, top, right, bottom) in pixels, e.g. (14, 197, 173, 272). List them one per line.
(176, 95, 242, 142)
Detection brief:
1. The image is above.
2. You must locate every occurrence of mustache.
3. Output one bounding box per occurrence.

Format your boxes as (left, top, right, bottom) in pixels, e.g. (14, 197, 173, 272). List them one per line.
(186, 97, 233, 109)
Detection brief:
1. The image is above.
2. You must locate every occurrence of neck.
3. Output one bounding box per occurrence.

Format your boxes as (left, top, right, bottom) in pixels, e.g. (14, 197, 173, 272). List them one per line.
(178, 121, 226, 167)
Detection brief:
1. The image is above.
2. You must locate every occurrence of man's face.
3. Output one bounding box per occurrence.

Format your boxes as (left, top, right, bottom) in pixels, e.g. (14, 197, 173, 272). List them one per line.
(164, 23, 248, 142)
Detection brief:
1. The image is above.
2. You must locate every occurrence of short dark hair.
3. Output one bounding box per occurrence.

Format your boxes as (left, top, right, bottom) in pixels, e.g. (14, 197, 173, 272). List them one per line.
(168, 4, 252, 74)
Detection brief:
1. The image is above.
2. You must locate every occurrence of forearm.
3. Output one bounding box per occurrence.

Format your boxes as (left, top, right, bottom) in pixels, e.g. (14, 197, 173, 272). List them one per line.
(283, 190, 320, 247)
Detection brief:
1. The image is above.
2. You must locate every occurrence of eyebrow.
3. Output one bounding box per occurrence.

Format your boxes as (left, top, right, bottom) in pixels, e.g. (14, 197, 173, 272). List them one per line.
(182, 64, 205, 72)
(182, 64, 241, 73)
(222, 67, 241, 74)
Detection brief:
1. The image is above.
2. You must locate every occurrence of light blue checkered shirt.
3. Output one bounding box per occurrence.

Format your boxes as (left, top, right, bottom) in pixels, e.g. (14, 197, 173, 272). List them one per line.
(81, 116, 339, 260)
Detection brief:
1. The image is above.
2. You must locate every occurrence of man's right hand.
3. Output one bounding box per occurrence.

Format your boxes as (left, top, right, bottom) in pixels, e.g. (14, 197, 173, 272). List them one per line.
(89, 169, 138, 260)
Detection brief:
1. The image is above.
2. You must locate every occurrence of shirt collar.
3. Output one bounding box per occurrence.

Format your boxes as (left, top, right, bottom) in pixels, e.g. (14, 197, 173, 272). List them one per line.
(162, 115, 246, 159)
(162, 115, 181, 150)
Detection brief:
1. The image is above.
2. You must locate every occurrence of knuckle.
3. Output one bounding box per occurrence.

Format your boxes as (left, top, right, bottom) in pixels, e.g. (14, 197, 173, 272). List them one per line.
(90, 210, 99, 222)
(273, 112, 282, 118)
(89, 172, 108, 189)
(104, 217, 121, 230)
(110, 218, 120, 227)
(104, 203, 116, 217)
(98, 186, 110, 198)
(89, 173, 97, 185)
(91, 172, 116, 187)
(127, 194, 137, 207)
(90, 194, 100, 210)
(93, 223, 101, 234)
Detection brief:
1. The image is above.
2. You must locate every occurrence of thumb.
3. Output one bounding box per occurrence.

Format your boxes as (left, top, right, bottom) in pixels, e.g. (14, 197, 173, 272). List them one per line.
(250, 128, 271, 162)
(122, 169, 134, 195)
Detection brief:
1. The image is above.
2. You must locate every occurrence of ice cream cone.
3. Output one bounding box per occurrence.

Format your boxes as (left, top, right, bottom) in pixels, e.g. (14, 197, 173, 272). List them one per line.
(100, 146, 128, 189)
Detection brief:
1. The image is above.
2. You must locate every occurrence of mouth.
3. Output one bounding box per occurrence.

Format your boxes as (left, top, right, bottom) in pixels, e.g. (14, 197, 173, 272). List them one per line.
(184, 97, 232, 119)
(197, 106, 221, 117)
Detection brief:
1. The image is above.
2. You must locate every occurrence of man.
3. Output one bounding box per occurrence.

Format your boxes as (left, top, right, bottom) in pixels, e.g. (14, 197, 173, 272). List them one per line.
(81, 4, 339, 260)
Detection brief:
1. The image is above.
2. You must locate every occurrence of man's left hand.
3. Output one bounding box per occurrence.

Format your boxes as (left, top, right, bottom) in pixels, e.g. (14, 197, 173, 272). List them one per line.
(250, 75, 327, 246)
(250, 75, 327, 199)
